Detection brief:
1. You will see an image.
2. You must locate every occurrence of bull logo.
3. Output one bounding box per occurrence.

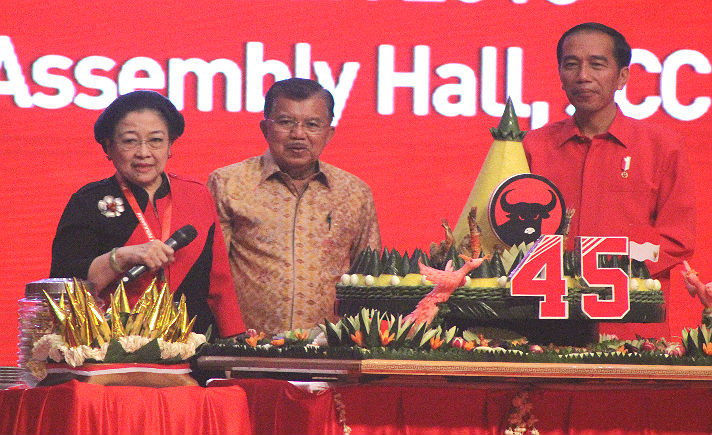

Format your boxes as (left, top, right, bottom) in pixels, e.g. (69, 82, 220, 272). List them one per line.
(489, 174, 566, 248)
(497, 189, 557, 246)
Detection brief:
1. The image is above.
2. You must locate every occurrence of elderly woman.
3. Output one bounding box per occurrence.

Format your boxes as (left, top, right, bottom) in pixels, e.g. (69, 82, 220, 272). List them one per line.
(50, 91, 244, 338)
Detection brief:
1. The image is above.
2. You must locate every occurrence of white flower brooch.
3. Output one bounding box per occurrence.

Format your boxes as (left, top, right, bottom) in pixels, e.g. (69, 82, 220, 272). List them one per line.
(98, 195, 125, 218)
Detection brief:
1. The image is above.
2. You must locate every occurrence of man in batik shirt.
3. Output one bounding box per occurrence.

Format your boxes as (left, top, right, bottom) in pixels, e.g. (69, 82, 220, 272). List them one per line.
(208, 78, 381, 334)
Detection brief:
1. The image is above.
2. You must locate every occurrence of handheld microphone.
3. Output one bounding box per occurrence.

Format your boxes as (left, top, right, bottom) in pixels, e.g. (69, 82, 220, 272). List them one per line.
(121, 224, 198, 283)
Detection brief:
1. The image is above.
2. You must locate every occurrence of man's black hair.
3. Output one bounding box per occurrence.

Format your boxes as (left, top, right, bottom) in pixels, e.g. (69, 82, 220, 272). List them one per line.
(557, 22, 632, 69)
(264, 78, 334, 121)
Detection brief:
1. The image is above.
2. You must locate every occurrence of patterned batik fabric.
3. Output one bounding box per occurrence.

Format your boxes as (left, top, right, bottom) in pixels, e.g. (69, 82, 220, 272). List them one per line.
(208, 151, 381, 333)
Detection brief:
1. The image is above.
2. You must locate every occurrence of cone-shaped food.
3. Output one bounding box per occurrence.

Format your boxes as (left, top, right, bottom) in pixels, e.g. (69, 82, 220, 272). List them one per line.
(87, 315, 105, 346)
(71, 278, 87, 314)
(115, 280, 131, 314)
(452, 98, 530, 254)
(157, 282, 175, 331)
(132, 278, 157, 314)
(161, 313, 180, 341)
(64, 281, 86, 325)
(110, 294, 126, 338)
(145, 285, 167, 333)
(42, 290, 67, 327)
(175, 295, 189, 337)
(87, 301, 111, 342)
(178, 316, 196, 343)
(66, 280, 91, 345)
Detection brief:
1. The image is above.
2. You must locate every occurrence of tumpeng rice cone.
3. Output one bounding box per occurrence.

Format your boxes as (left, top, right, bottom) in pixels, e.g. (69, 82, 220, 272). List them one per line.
(452, 98, 529, 255)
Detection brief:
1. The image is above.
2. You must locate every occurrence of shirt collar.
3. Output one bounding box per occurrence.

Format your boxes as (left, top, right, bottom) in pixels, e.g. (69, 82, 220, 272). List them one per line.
(154, 173, 171, 199)
(112, 173, 170, 208)
(605, 110, 636, 148)
(554, 106, 629, 149)
(259, 149, 331, 188)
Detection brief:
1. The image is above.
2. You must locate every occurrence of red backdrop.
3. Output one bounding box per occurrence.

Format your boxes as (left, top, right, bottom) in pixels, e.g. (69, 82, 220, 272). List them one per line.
(1, 0, 710, 365)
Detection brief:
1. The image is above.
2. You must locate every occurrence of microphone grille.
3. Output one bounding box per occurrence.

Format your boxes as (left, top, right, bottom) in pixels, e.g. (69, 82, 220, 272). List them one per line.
(172, 225, 198, 249)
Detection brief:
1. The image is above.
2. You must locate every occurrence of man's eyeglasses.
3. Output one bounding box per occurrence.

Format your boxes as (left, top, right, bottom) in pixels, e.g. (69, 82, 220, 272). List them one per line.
(267, 118, 328, 134)
(114, 137, 168, 151)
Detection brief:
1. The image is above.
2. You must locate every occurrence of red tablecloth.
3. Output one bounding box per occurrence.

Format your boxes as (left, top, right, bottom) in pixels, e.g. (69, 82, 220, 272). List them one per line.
(213, 378, 343, 435)
(0, 379, 252, 435)
(4, 376, 712, 435)
(211, 378, 712, 435)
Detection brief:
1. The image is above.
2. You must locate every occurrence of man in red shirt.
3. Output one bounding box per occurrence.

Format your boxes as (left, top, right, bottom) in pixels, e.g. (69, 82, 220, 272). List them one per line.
(523, 23, 696, 340)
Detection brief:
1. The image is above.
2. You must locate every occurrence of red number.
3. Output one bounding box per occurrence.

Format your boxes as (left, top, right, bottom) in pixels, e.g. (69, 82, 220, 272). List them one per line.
(510, 235, 568, 319)
(578, 236, 630, 319)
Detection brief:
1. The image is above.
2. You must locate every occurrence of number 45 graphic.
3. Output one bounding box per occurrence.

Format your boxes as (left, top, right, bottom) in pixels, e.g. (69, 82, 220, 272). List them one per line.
(509, 235, 630, 319)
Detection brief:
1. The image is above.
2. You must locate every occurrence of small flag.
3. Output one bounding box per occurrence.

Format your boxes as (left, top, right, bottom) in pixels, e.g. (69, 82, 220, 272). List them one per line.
(629, 241, 659, 262)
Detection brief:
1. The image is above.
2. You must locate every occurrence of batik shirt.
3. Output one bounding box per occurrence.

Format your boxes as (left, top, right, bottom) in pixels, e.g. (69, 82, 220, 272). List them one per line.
(208, 151, 381, 333)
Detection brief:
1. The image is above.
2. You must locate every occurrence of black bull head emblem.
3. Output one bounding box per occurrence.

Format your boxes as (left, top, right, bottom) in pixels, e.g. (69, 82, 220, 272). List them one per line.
(495, 189, 557, 246)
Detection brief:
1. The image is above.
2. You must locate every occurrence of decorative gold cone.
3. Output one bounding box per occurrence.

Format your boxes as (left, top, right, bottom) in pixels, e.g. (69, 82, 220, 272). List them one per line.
(64, 283, 86, 323)
(87, 316, 105, 347)
(87, 302, 111, 342)
(160, 314, 180, 341)
(157, 283, 174, 333)
(71, 278, 87, 314)
(42, 290, 67, 326)
(116, 281, 131, 314)
(131, 279, 155, 315)
(176, 295, 188, 333)
(178, 316, 196, 343)
(145, 285, 166, 333)
(110, 294, 127, 338)
(128, 312, 145, 336)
